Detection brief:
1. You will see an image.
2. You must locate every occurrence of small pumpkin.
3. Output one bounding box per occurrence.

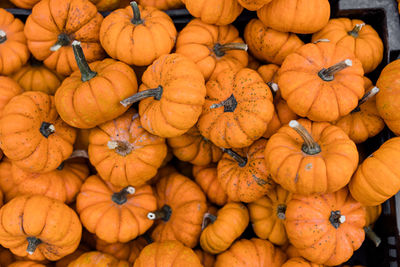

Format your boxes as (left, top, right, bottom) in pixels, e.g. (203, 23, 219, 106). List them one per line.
(76, 175, 157, 243)
(100, 2, 177, 66)
(193, 164, 228, 206)
(200, 202, 249, 254)
(237, 0, 272, 11)
(176, 19, 248, 81)
(8, 261, 46, 267)
(0, 8, 29, 75)
(194, 249, 215, 267)
(88, 110, 167, 187)
(0, 76, 23, 117)
(265, 119, 358, 195)
(285, 187, 365, 266)
(68, 251, 129, 267)
(9, 0, 40, 8)
(282, 257, 324, 267)
(244, 19, 304, 65)
(0, 91, 76, 173)
(138, 0, 183, 10)
(0, 159, 18, 202)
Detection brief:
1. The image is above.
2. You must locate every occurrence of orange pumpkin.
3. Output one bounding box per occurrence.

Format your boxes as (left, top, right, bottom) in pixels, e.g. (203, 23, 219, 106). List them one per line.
(88, 110, 167, 187)
(198, 68, 274, 148)
(120, 53, 206, 138)
(285, 188, 365, 266)
(148, 172, 207, 248)
(0, 91, 76, 173)
(244, 19, 304, 65)
(24, 0, 104, 76)
(68, 251, 129, 267)
(193, 164, 228, 206)
(76, 175, 157, 243)
(100, 2, 177, 66)
(237, 0, 272, 10)
(176, 19, 248, 81)
(0, 8, 29, 75)
(265, 119, 358, 195)
(0, 76, 23, 117)
(8, 261, 46, 267)
(0, 195, 82, 261)
(282, 257, 324, 267)
(194, 249, 215, 267)
(55, 244, 90, 267)
(312, 18, 383, 73)
(0, 159, 19, 202)
(55, 41, 138, 129)
(138, 0, 183, 9)
(89, 0, 120, 11)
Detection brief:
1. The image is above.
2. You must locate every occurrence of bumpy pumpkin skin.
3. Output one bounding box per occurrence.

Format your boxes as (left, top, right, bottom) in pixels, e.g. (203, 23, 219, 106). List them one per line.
(244, 19, 304, 65)
(8, 261, 46, 267)
(215, 238, 287, 267)
(248, 185, 291, 245)
(0, 195, 82, 261)
(138, 0, 183, 10)
(76, 175, 157, 243)
(237, 0, 272, 10)
(198, 68, 274, 148)
(285, 188, 365, 266)
(138, 53, 206, 138)
(24, 0, 104, 76)
(134, 240, 203, 267)
(100, 3, 177, 66)
(193, 164, 228, 206)
(176, 19, 248, 81)
(349, 137, 400, 206)
(282, 257, 324, 267)
(0, 91, 76, 173)
(257, 0, 330, 34)
(0, 9, 29, 75)
(312, 18, 383, 74)
(68, 251, 129, 267)
(0, 159, 19, 202)
(195, 249, 215, 267)
(89, 110, 167, 187)
(0, 76, 23, 118)
(183, 0, 243, 26)
(278, 42, 365, 122)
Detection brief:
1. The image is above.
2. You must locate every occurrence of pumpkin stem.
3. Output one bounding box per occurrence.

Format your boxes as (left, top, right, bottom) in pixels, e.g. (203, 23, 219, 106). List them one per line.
(364, 225, 381, 247)
(26, 237, 42, 255)
(313, 39, 330, 44)
(348, 23, 365, 38)
(210, 94, 237, 112)
(318, 59, 352, 81)
(329, 210, 345, 229)
(112, 186, 136, 205)
(214, 43, 248, 57)
(69, 149, 89, 159)
(71, 40, 97, 82)
(39, 122, 55, 138)
(120, 86, 163, 107)
(130, 1, 144, 25)
(147, 205, 172, 222)
(50, 33, 71, 52)
(201, 212, 217, 230)
(352, 87, 380, 113)
(0, 30, 7, 44)
(289, 120, 321, 155)
(276, 204, 286, 220)
(267, 82, 279, 96)
(221, 148, 247, 167)
(107, 140, 133, 156)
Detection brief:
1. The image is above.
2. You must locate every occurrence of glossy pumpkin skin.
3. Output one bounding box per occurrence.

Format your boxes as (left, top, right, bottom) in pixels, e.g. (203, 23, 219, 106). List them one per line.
(312, 18, 383, 74)
(96, 236, 150, 263)
(285, 188, 365, 266)
(349, 137, 400, 206)
(88, 110, 167, 187)
(183, 0, 243, 26)
(0, 195, 82, 261)
(138, 53, 206, 138)
(193, 164, 228, 206)
(237, 0, 272, 10)
(138, 0, 183, 10)
(201, 202, 249, 254)
(0, 76, 23, 118)
(134, 240, 203, 267)
(0, 91, 76, 173)
(176, 19, 248, 81)
(24, 0, 104, 76)
(248, 185, 291, 245)
(198, 68, 274, 148)
(100, 4, 177, 66)
(282, 257, 324, 267)
(0, 9, 29, 75)
(278, 41, 365, 122)
(8, 261, 46, 267)
(150, 172, 207, 248)
(257, 0, 330, 34)
(0, 159, 19, 202)
(195, 249, 215, 267)
(215, 238, 286, 267)
(76, 175, 157, 243)
(244, 19, 304, 65)
(265, 119, 358, 195)
(55, 58, 138, 129)
(68, 251, 129, 267)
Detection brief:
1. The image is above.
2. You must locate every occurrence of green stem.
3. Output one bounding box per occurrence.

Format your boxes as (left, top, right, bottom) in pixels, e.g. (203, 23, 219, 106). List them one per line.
(221, 148, 247, 167)
(120, 86, 163, 107)
(111, 186, 135, 205)
(71, 40, 97, 82)
(50, 33, 71, 52)
(348, 23, 365, 38)
(318, 59, 352, 81)
(130, 1, 144, 25)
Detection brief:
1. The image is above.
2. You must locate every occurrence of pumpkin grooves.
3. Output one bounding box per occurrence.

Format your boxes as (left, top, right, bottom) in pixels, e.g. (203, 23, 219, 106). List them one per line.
(318, 59, 352, 81)
(329, 210, 345, 229)
(210, 94, 238, 112)
(0, 30, 7, 44)
(348, 23, 365, 38)
(130, 1, 144, 25)
(71, 41, 97, 82)
(201, 212, 217, 229)
(289, 120, 321, 155)
(221, 148, 247, 167)
(120, 86, 163, 107)
(213, 43, 248, 57)
(364, 225, 381, 247)
(147, 205, 172, 222)
(107, 140, 133, 156)
(50, 33, 71, 52)
(26, 237, 42, 255)
(111, 186, 136, 205)
(39, 122, 55, 138)
(352, 87, 380, 113)
(276, 204, 286, 220)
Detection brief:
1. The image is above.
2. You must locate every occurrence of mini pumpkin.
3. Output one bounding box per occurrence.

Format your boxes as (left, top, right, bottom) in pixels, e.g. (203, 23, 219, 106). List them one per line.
(282, 257, 324, 267)
(68, 251, 129, 267)
(237, 0, 272, 10)
(138, 0, 183, 9)
(193, 164, 228, 206)
(0, 76, 23, 117)
(195, 249, 215, 267)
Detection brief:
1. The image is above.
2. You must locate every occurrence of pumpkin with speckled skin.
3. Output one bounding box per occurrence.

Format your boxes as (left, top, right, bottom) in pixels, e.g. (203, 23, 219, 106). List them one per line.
(68, 251, 129, 267)
(0, 76, 23, 117)
(193, 164, 228, 206)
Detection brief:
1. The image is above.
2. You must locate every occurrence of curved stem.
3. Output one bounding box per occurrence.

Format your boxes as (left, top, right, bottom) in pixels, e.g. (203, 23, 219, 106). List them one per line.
(0, 30, 6, 44)
(147, 205, 172, 222)
(39, 122, 55, 138)
(289, 120, 321, 155)
(329, 210, 345, 229)
(318, 59, 352, 81)
(50, 33, 71, 52)
(130, 1, 144, 25)
(276, 204, 286, 220)
(108, 140, 133, 156)
(214, 43, 248, 57)
(201, 212, 217, 230)
(352, 87, 380, 113)
(71, 40, 97, 82)
(221, 148, 247, 167)
(120, 86, 163, 107)
(111, 186, 135, 205)
(348, 23, 365, 38)
(69, 150, 89, 159)
(364, 225, 381, 247)
(26, 237, 42, 255)
(210, 94, 237, 112)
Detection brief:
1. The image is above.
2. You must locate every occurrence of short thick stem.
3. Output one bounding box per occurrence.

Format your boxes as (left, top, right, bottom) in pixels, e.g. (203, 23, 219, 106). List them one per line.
(130, 1, 143, 25)
(120, 86, 163, 107)
(214, 43, 248, 57)
(111, 186, 135, 205)
(202, 212, 217, 230)
(26, 237, 42, 255)
(221, 148, 247, 167)
(276, 204, 286, 220)
(352, 87, 380, 113)
(71, 40, 97, 82)
(108, 140, 133, 156)
(147, 205, 172, 222)
(329, 210, 345, 229)
(39, 122, 55, 138)
(348, 23, 365, 38)
(210, 94, 237, 112)
(318, 59, 352, 81)
(289, 120, 321, 155)
(50, 33, 71, 52)
(364, 225, 381, 247)
(0, 30, 6, 44)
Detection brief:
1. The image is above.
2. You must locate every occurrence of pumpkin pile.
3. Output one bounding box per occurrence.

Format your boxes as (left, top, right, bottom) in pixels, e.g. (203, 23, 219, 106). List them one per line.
(0, 0, 396, 266)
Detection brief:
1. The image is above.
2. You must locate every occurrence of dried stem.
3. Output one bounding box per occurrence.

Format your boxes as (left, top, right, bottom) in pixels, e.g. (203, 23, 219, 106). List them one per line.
(221, 148, 247, 167)
(0, 30, 6, 44)
(318, 59, 352, 81)
(72, 40, 97, 82)
(202, 212, 217, 230)
(26, 237, 42, 255)
(348, 23, 365, 38)
(214, 43, 248, 57)
(210, 94, 237, 112)
(112, 186, 135, 205)
(130, 1, 144, 25)
(364, 225, 381, 247)
(50, 33, 71, 52)
(108, 140, 133, 156)
(147, 205, 172, 222)
(39, 122, 55, 138)
(352, 87, 380, 113)
(120, 86, 163, 107)
(289, 120, 321, 155)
